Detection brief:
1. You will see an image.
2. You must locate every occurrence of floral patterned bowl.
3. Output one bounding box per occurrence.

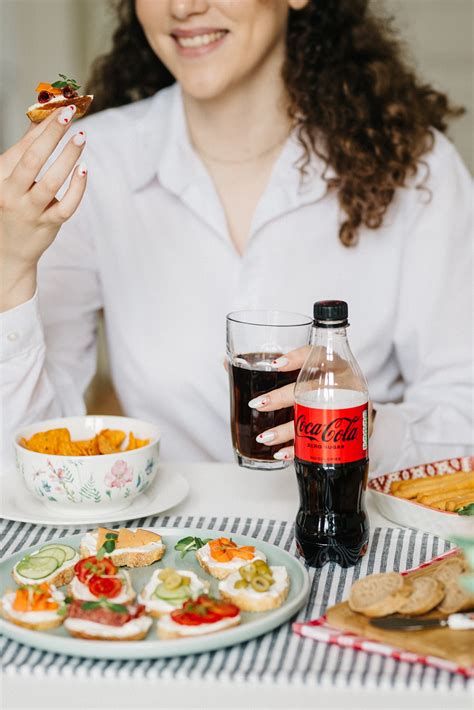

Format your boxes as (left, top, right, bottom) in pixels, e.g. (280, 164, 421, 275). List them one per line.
(14, 415, 160, 515)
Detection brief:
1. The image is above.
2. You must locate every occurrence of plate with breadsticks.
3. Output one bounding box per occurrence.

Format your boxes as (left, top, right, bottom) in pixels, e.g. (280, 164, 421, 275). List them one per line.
(368, 456, 474, 538)
(0, 526, 309, 659)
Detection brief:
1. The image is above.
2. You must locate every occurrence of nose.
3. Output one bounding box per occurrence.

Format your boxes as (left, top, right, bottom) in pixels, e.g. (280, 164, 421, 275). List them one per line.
(170, 0, 209, 21)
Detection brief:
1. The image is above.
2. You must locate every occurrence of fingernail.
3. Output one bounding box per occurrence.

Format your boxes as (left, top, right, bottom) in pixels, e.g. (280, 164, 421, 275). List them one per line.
(58, 105, 76, 124)
(248, 396, 268, 409)
(272, 356, 289, 368)
(73, 131, 86, 146)
(273, 450, 290, 461)
(256, 431, 275, 444)
(78, 162, 87, 177)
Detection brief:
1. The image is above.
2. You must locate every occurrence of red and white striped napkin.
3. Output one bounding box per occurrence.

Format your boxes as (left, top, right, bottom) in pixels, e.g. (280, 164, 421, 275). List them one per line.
(293, 548, 473, 678)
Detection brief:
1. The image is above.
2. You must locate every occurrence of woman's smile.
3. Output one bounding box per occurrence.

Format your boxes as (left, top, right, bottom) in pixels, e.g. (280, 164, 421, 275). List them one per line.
(171, 27, 229, 57)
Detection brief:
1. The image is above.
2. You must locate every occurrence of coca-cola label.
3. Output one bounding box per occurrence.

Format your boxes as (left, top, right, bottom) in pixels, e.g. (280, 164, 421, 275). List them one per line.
(294, 402, 368, 464)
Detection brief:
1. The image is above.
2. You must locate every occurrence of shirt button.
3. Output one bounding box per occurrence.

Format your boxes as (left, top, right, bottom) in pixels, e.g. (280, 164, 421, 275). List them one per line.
(7, 332, 19, 342)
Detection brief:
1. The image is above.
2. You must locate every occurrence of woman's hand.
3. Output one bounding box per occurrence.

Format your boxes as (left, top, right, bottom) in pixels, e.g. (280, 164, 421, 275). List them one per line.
(250, 346, 375, 461)
(0, 105, 87, 312)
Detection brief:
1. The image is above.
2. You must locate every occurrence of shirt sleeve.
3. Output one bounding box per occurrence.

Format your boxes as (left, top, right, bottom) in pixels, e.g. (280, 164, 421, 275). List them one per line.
(369, 132, 473, 476)
(0, 195, 102, 469)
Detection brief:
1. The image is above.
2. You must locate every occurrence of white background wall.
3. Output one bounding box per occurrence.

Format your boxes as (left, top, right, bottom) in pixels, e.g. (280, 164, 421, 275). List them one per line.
(1, 0, 472, 170)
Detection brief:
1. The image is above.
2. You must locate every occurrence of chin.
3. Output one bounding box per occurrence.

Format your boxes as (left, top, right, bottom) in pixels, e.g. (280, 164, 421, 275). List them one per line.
(177, 70, 232, 102)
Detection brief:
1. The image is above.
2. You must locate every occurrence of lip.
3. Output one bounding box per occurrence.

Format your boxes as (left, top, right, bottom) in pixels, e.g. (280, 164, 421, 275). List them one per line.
(170, 27, 229, 58)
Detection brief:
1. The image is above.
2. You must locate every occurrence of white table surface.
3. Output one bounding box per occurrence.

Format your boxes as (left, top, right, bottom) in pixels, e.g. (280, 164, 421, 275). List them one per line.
(2, 462, 471, 710)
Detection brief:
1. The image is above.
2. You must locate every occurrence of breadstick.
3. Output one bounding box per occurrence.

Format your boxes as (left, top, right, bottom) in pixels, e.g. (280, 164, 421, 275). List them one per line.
(418, 486, 474, 505)
(432, 500, 449, 511)
(393, 472, 473, 499)
(446, 495, 474, 512)
(397, 471, 474, 490)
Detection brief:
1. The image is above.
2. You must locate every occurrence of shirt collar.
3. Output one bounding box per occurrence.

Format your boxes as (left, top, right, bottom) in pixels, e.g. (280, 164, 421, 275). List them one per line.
(131, 83, 333, 235)
(132, 84, 207, 194)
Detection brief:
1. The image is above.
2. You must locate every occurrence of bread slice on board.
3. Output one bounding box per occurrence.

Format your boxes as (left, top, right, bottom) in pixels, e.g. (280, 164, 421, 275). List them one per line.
(397, 576, 445, 616)
(429, 557, 474, 613)
(348, 572, 412, 617)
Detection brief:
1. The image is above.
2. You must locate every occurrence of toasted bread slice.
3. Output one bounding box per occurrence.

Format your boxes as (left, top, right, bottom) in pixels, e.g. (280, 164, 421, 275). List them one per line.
(218, 566, 290, 612)
(220, 584, 289, 612)
(156, 615, 240, 640)
(397, 576, 445, 616)
(195, 550, 232, 580)
(80, 528, 165, 568)
(65, 628, 149, 641)
(65, 626, 149, 641)
(64, 616, 152, 641)
(79, 544, 165, 569)
(27, 95, 93, 123)
(348, 572, 413, 617)
(0, 603, 63, 631)
(437, 582, 474, 614)
(195, 545, 266, 580)
(430, 559, 474, 613)
(12, 562, 75, 588)
(430, 556, 468, 584)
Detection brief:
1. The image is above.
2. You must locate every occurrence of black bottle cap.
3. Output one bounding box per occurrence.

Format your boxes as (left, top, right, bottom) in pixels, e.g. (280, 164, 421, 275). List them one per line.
(313, 300, 349, 327)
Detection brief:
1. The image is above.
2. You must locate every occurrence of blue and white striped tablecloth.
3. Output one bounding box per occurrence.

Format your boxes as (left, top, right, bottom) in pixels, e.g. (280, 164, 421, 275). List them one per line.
(0, 514, 471, 692)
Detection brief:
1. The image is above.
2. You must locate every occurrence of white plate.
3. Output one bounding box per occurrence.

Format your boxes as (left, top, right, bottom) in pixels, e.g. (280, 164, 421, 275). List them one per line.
(368, 456, 474, 539)
(0, 468, 189, 526)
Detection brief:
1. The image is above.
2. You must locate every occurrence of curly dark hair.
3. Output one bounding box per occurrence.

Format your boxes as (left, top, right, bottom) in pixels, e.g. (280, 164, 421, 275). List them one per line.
(87, 0, 463, 246)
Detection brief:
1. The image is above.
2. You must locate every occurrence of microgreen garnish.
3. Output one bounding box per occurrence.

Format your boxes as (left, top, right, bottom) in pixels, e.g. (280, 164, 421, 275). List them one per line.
(96, 532, 118, 560)
(81, 597, 128, 614)
(457, 504, 474, 516)
(174, 536, 212, 558)
(51, 74, 80, 90)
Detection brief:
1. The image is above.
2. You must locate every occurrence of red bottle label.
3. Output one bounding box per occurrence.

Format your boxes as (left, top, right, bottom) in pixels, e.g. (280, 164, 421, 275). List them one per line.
(294, 402, 368, 464)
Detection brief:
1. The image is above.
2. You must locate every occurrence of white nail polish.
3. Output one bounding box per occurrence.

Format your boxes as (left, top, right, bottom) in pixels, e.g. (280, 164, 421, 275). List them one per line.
(256, 431, 275, 443)
(78, 162, 87, 177)
(73, 131, 86, 146)
(272, 356, 289, 368)
(273, 450, 289, 460)
(248, 396, 268, 409)
(58, 106, 76, 125)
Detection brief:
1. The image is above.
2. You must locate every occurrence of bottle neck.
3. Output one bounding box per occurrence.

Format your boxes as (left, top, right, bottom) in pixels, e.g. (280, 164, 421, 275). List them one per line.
(312, 326, 349, 354)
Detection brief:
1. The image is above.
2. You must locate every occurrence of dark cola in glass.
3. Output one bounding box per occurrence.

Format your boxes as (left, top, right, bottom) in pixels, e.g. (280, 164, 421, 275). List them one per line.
(226, 311, 312, 470)
(230, 353, 300, 462)
(294, 301, 369, 567)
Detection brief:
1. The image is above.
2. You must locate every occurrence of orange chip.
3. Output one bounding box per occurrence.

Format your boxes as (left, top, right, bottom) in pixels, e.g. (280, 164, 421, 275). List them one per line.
(21, 428, 71, 454)
(125, 432, 150, 450)
(98, 429, 126, 454)
(19, 426, 149, 456)
(74, 437, 100, 456)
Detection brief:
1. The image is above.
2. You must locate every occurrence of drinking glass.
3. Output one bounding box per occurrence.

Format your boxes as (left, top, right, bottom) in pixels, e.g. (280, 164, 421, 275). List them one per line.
(226, 310, 312, 470)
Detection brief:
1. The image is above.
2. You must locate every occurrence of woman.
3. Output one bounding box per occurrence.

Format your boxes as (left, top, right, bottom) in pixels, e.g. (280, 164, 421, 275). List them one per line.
(1, 0, 472, 473)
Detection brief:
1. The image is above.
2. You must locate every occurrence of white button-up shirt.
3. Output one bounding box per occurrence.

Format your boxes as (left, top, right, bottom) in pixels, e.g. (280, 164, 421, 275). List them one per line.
(1, 84, 473, 474)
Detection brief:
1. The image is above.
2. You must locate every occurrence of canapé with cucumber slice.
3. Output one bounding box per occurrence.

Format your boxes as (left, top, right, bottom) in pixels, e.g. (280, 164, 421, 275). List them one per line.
(13, 543, 80, 587)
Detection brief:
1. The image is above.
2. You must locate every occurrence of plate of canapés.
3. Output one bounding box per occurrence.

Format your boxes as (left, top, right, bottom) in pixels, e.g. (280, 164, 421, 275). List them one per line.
(0, 526, 309, 659)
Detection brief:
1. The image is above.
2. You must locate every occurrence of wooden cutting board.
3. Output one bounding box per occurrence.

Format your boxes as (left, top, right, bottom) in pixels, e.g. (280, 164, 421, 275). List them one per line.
(326, 552, 474, 668)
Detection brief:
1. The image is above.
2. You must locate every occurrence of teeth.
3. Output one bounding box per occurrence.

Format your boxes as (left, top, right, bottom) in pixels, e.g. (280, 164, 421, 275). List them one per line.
(177, 31, 226, 48)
